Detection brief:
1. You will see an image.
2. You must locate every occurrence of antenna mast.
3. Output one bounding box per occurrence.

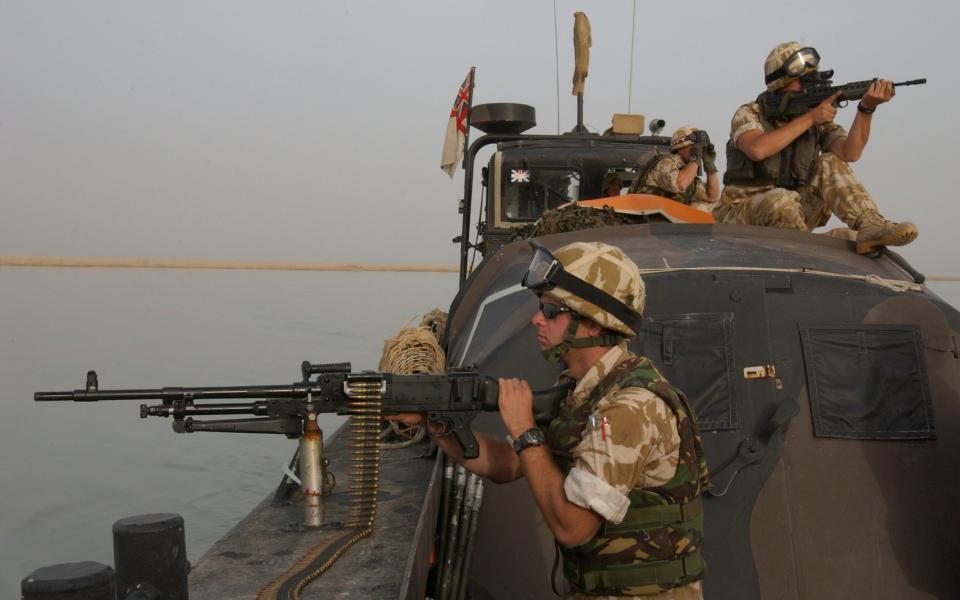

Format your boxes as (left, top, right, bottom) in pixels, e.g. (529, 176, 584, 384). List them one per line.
(628, 0, 637, 113)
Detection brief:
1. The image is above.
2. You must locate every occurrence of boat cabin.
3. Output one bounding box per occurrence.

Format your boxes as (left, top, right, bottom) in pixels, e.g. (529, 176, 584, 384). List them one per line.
(465, 103, 689, 256)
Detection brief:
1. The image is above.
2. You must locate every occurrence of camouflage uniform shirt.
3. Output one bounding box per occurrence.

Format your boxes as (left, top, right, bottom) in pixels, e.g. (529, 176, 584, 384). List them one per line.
(720, 101, 847, 204)
(561, 342, 703, 600)
(640, 153, 707, 205)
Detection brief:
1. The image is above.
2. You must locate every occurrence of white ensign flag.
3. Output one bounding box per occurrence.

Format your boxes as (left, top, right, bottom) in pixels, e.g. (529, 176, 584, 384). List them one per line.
(440, 69, 474, 178)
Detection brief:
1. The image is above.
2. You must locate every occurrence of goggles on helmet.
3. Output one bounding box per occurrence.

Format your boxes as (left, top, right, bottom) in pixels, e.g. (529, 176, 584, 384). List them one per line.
(521, 241, 640, 333)
(765, 47, 820, 85)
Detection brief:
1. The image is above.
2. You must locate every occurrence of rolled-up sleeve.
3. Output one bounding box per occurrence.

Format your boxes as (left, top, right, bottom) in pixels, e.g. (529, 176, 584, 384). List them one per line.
(648, 159, 682, 194)
(564, 467, 630, 523)
(819, 122, 848, 152)
(563, 389, 674, 523)
(730, 103, 763, 146)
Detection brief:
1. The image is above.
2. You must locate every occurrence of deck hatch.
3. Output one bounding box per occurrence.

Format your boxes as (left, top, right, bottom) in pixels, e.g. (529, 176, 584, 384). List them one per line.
(637, 312, 738, 431)
(799, 325, 936, 440)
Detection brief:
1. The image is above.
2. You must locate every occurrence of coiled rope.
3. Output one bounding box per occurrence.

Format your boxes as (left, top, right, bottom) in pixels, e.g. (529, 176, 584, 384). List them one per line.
(379, 310, 447, 449)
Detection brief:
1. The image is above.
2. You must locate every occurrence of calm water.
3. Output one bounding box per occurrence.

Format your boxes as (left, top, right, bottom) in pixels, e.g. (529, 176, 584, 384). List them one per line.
(2, 269, 958, 594)
(0, 268, 459, 594)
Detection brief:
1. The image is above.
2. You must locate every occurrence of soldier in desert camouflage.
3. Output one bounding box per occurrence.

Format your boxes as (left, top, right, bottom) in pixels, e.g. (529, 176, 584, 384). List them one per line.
(390, 241, 709, 599)
(629, 126, 720, 214)
(715, 42, 918, 254)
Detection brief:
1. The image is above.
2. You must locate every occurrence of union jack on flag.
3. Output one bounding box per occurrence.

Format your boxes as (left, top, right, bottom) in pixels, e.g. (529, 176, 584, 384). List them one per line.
(450, 74, 472, 135)
(510, 169, 530, 183)
(440, 68, 475, 178)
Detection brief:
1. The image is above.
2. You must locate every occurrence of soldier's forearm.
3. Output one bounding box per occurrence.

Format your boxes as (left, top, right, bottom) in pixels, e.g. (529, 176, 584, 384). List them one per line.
(519, 446, 603, 547)
(433, 430, 521, 483)
(675, 163, 698, 191)
(705, 173, 720, 203)
(738, 113, 816, 161)
(834, 114, 872, 162)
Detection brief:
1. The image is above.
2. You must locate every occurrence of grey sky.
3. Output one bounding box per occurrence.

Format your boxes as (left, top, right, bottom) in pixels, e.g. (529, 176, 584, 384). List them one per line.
(1, 1, 955, 274)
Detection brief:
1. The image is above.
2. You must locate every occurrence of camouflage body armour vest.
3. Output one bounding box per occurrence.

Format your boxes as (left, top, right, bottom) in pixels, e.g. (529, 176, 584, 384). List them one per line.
(723, 98, 818, 190)
(628, 154, 698, 205)
(546, 355, 709, 596)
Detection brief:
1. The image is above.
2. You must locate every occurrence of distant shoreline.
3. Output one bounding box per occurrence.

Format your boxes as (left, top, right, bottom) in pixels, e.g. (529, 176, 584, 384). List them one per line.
(2, 255, 957, 281)
(0, 255, 458, 273)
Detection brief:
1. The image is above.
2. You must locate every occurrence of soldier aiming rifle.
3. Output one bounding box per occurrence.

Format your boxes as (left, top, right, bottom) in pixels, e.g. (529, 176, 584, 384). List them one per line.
(715, 42, 924, 255)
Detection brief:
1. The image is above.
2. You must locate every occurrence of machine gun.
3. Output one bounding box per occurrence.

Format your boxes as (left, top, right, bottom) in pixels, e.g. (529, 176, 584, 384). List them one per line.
(35, 363, 575, 594)
(35, 361, 572, 460)
(758, 69, 926, 120)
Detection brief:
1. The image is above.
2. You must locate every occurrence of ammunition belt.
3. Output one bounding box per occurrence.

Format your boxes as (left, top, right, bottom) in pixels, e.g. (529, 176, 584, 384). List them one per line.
(257, 380, 383, 600)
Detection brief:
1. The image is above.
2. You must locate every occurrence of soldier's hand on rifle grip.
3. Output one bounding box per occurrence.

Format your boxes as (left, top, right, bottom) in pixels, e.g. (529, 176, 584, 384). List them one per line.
(385, 412, 427, 427)
(811, 91, 842, 125)
(861, 79, 895, 110)
(386, 411, 457, 439)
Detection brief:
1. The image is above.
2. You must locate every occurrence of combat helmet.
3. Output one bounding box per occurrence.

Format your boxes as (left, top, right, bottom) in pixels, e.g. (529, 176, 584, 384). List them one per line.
(522, 240, 644, 362)
(764, 42, 820, 92)
(671, 126, 700, 151)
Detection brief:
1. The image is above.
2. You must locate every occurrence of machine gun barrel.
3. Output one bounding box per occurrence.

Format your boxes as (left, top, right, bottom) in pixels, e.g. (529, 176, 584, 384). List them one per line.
(35, 384, 315, 403)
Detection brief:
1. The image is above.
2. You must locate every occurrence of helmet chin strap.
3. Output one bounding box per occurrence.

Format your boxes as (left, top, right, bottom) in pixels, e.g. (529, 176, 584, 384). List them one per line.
(541, 312, 624, 364)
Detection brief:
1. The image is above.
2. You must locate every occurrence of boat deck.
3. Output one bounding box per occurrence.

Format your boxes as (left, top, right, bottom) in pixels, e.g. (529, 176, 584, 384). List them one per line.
(189, 427, 439, 599)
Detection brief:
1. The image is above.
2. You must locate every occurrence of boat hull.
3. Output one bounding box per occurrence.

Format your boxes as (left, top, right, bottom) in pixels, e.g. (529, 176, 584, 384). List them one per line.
(446, 223, 960, 599)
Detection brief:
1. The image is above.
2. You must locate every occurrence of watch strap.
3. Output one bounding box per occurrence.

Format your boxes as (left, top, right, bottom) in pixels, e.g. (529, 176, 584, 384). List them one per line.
(512, 427, 545, 454)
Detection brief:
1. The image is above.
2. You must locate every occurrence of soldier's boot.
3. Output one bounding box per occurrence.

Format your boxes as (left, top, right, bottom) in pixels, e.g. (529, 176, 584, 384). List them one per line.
(820, 227, 858, 241)
(855, 210, 919, 255)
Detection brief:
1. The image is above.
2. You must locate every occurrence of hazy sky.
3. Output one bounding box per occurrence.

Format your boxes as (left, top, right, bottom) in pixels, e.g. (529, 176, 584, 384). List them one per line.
(1, 1, 956, 275)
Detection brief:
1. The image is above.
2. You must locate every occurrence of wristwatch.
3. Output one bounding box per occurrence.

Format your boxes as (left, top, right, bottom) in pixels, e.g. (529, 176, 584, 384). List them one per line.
(512, 427, 546, 454)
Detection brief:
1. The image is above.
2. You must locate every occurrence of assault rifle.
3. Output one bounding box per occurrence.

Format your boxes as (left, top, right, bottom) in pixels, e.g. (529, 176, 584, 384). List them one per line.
(34, 361, 572, 459)
(758, 69, 926, 120)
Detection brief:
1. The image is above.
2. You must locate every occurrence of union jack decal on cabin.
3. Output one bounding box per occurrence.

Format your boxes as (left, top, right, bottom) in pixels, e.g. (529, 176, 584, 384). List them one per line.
(510, 169, 530, 183)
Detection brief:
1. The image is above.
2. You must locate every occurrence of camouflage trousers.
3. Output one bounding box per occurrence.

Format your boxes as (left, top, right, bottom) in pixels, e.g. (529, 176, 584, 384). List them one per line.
(568, 580, 703, 600)
(714, 153, 878, 231)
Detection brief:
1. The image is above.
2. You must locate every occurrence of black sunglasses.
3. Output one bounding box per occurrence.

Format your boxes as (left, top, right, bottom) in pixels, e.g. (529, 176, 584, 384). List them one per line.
(538, 301, 572, 320)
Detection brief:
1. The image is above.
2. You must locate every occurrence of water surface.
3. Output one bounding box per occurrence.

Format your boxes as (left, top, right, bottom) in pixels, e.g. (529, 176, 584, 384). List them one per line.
(1, 268, 458, 593)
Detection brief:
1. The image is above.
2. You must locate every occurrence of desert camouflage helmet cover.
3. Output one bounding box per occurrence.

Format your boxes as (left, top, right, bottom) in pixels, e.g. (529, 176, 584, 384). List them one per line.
(671, 125, 699, 151)
(764, 41, 811, 92)
(548, 242, 645, 337)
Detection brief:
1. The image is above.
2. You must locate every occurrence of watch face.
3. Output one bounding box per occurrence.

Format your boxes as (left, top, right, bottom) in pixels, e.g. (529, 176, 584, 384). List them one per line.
(514, 427, 546, 453)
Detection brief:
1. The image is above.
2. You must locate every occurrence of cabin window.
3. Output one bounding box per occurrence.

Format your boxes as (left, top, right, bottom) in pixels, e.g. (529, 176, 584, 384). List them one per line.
(636, 313, 738, 431)
(502, 167, 580, 221)
(799, 325, 936, 440)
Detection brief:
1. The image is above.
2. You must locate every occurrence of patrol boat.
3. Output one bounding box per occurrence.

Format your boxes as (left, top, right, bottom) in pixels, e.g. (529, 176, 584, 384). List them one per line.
(423, 12, 958, 596)
(439, 99, 960, 600)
